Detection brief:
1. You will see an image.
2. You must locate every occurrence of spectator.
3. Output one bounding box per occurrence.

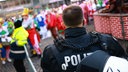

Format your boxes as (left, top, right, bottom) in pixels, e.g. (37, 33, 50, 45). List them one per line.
(36, 12, 47, 39)
(22, 8, 42, 57)
(0, 18, 12, 64)
(45, 10, 58, 39)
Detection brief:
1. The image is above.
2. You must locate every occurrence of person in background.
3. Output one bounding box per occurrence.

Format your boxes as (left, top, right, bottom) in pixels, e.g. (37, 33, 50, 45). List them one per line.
(102, 0, 128, 13)
(33, 14, 41, 43)
(76, 50, 128, 72)
(80, 1, 89, 25)
(45, 10, 58, 39)
(0, 42, 6, 64)
(3, 18, 8, 27)
(22, 8, 42, 57)
(0, 18, 12, 64)
(33, 14, 40, 32)
(36, 12, 48, 40)
(9, 20, 28, 72)
(7, 18, 14, 36)
(55, 8, 66, 35)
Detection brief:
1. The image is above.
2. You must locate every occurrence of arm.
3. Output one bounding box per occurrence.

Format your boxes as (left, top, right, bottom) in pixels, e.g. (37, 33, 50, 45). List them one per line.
(41, 46, 52, 72)
(41, 45, 60, 72)
(108, 37, 126, 57)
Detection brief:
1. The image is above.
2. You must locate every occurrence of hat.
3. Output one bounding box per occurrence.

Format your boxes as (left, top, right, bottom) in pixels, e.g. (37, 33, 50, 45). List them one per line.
(22, 8, 29, 16)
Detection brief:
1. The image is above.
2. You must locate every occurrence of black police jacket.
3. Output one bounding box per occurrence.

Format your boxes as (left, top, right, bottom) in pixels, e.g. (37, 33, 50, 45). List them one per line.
(41, 27, 125, 72)
(76, 50, 110, 72)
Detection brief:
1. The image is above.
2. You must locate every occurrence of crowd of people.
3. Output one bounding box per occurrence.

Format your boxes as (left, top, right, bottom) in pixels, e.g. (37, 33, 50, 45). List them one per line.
(1, 0, 128, 72)
(0, 18, 14, 64)
(0, 2, 67, 72)
(102, 0, 128, 13)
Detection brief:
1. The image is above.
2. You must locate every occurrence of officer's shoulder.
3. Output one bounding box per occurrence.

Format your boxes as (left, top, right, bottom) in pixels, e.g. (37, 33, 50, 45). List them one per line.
(44, 44, 56, 53)
(100, 33, 112, 38)
(88, 32, 117, 43)
(100, 33, 117, 41)
(89, 32, 115, 40)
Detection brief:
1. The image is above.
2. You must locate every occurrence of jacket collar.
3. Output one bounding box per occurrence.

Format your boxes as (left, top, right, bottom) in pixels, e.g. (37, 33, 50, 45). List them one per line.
(64, 27, 87, 38)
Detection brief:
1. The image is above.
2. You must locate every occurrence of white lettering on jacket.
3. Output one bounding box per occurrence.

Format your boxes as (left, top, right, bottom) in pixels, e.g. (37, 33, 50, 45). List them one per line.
(61, 53, 93, 70)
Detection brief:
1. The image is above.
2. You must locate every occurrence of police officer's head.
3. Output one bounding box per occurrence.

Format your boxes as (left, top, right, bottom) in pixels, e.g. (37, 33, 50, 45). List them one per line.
(62, 5, 84, 28)
(14, 20, 22, 29)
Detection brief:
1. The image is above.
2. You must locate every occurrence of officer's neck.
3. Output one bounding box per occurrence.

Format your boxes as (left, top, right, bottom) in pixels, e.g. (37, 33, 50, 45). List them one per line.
(66, 23, 83, 28)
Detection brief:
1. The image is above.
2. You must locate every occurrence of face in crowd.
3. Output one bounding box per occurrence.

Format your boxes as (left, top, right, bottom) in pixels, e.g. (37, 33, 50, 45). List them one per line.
(22, 15, 28, 20)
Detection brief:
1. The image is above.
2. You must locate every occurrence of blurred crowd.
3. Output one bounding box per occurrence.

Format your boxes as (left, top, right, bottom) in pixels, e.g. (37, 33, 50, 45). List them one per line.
(0, 0, 110, 65)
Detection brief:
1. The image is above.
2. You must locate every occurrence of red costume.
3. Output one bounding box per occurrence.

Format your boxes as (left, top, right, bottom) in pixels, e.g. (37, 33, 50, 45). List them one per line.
(80, 3, 89, 25)
(22, 17, 41, 55)
(56, 14, 66, 34)
(46, 13, 58, 39)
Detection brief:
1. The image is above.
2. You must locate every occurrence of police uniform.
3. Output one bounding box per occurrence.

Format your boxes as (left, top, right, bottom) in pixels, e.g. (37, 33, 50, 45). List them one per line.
(41, 27, 125, 72)
(76, 50, 128, 72)
(9, 24, 28, 72)
(10, 26, 28, 59)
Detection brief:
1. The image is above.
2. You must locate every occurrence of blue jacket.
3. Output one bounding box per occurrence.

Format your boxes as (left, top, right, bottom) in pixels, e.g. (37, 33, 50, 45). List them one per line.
(37, 15, 45, 27)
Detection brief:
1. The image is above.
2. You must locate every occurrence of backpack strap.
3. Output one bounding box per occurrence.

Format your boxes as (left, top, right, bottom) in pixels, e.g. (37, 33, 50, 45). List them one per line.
(89, 32, 126, 57)
(51, 45, 61, 62)
(88, 32, 108, 51)
(51, 45, 65, 71)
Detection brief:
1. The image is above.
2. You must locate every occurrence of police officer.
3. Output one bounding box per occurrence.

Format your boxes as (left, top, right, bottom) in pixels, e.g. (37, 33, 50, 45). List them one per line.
(76, 50, 128, 72)
(41, 5, 126, 72)
(10, 20, 29, 72)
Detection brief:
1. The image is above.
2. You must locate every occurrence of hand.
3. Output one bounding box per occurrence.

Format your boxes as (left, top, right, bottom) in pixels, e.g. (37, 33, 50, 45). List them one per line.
(1, 36, 5, 38)
(0, 50, 1, 52)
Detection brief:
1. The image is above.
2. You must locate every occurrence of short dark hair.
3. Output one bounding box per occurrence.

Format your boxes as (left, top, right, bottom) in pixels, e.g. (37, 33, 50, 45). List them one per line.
(62, 5, 83, 27)
(14, 20, 22, 28)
